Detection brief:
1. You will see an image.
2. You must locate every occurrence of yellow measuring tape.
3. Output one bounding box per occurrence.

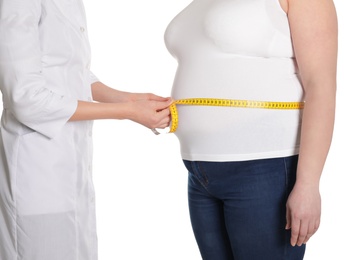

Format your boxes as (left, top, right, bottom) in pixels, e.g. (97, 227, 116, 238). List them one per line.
(168, 98, 304, 133)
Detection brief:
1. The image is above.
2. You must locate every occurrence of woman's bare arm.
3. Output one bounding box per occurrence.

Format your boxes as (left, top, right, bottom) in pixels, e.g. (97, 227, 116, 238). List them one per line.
(285, 0, 337, 247)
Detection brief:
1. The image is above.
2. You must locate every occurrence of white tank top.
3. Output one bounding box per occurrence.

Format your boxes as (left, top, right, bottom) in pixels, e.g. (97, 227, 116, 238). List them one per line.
(165, 0, 304, 162)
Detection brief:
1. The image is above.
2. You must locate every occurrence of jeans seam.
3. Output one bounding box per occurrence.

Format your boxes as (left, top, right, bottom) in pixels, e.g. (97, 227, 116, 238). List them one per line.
(197, 162, 209, 186)
(283, 157, 289, 189)
(283, 157, 288, 259)
(190, 162, 213, 195)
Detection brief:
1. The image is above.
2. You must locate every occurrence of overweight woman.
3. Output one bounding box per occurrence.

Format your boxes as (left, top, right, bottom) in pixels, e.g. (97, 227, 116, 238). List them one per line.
(165, 0, 337, 259)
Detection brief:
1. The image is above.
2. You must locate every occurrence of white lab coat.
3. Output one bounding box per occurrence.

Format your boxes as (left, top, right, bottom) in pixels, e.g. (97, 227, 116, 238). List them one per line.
(0, 0, 99, 259)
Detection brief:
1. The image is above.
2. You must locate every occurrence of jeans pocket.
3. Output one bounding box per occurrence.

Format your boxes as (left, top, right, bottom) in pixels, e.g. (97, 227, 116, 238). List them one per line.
(183, 160, 209, 188)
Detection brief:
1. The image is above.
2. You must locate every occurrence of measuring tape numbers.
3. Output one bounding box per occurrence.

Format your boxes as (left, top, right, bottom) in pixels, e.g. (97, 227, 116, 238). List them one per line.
(151, 98, 304, 135)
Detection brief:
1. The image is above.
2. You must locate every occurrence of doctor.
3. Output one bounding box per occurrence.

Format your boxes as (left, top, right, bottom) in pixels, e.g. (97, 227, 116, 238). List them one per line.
(0, 0, 171, 259)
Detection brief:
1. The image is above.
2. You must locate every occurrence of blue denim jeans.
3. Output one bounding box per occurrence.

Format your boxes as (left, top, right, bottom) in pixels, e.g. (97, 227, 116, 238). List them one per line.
(183, 155, 306, 260)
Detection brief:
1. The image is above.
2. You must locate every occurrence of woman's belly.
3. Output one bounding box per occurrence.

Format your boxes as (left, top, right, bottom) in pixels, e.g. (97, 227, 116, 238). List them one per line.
(170, 57, 304, 161)
(174, 105, 302, 161)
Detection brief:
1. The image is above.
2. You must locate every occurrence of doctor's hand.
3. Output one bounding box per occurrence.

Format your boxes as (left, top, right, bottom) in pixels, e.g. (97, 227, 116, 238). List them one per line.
(285, 181, 321, 247)
(127, 98, 172, 129)
(128, 92, 171, 103)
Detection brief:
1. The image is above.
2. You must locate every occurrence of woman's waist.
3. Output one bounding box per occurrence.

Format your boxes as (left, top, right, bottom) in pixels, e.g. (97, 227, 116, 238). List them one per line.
(174, 107, 302, 161)
(171, 59, 303, 101)
(171, 81, 304, 103)
(173, 106, 302, 135)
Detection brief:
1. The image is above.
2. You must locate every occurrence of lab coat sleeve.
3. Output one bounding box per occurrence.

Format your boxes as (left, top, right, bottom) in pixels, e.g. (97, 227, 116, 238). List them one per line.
(0, 0, 78, 139)
(89, 71, 100, 85)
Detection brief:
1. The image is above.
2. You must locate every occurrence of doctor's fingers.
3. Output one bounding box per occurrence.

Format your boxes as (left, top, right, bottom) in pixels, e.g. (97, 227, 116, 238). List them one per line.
(146, 93, 171, 102)
(153, 108, 171, 128)
(154, 99, 174, 112)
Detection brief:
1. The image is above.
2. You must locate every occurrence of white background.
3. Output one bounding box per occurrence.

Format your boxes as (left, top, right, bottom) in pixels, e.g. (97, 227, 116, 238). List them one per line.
(84, 1, 344, 259)
(0, 0, 339, 259)
(84, 0, 344, 259)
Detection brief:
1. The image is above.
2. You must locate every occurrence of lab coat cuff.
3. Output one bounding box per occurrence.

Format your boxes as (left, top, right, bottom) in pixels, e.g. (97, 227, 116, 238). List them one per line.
(89, 71, 99, 85)
(32, 98, 78, 139)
